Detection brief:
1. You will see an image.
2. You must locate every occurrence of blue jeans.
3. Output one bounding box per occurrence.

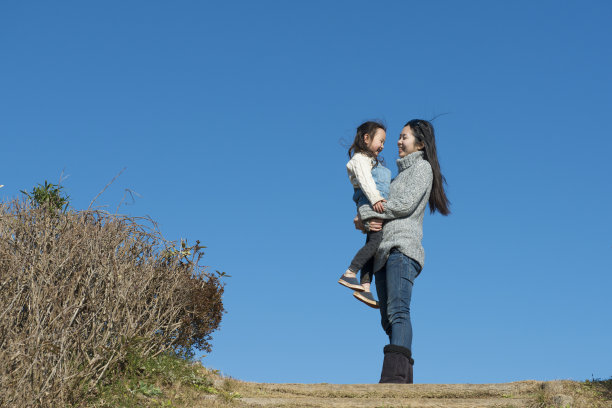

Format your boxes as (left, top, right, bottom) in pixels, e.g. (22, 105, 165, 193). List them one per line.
(375, 249, 422, 351)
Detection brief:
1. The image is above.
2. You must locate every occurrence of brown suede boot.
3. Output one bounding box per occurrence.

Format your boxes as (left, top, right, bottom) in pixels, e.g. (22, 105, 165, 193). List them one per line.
(407, 357, 414, 384)
(379, 345, 414, 384)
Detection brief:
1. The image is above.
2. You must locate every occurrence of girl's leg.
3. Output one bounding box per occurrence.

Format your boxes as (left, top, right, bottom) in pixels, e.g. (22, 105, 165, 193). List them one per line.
(348, 230, 383, 283)
(360, 257, 374, 292)
(353, 255, 379, 307)
(340, 231, 383, 293)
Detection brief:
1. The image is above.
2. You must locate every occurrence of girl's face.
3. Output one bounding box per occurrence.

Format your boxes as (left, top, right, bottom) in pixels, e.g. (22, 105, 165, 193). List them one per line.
(398, 126, 423, 157)
(365, 128, 386, 157)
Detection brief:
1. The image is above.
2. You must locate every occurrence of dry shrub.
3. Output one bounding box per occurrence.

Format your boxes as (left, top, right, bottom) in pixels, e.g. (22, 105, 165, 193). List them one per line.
(0, 200, 224, 407)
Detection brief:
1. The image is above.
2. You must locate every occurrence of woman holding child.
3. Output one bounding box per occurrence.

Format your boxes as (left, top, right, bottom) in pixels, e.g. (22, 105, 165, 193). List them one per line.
(356, 119, 450, 384)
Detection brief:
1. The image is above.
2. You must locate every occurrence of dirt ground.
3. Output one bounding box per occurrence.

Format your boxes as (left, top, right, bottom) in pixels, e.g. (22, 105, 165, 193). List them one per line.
(196, 377, 612, 407)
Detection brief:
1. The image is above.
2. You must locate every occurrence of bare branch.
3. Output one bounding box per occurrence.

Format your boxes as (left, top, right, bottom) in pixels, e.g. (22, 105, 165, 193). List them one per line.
(87, 167, 127, 210)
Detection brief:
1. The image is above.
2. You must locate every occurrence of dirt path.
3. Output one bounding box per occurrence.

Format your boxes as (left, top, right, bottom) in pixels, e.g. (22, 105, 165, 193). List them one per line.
(198, 378, 612, 407)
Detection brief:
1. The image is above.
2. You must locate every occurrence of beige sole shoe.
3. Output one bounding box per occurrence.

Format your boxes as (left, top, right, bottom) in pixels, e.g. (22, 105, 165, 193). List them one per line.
(338, 274, 364, 291)
(353, 291, 380, 309)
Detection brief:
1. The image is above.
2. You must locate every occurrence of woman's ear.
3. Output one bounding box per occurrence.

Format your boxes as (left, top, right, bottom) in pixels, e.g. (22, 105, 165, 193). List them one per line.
(417, 141, 425, 151)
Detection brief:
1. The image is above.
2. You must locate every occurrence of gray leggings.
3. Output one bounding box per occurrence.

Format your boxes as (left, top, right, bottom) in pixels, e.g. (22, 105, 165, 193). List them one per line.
(348, 230, 383, 284)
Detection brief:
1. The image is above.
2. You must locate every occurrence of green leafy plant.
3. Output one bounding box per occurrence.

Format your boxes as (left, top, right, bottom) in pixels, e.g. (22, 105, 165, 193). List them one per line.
(21, 180, 69, 212)
(135, 381, 162, 397)
(91, 352, 219, 407)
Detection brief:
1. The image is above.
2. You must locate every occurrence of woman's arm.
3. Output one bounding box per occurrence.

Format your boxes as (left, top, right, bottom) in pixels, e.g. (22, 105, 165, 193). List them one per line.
(359, 162, 433, 221)
(367, 218, 383, 232)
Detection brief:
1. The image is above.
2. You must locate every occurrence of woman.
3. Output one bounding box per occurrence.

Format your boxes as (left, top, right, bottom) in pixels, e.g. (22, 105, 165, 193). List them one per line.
(356, 119, 450, 384)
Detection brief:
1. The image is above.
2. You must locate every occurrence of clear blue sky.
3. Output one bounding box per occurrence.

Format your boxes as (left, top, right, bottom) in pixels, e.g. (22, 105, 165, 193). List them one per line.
(1, 1, 611, 384)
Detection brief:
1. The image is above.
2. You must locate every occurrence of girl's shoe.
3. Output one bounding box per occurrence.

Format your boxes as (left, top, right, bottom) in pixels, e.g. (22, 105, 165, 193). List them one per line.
(338, 274, 364, 291)
(353, 290, 380, 308)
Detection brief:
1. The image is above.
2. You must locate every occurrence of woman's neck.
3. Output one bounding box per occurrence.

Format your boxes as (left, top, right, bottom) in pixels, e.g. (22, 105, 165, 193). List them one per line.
(397, 151, 424, 171)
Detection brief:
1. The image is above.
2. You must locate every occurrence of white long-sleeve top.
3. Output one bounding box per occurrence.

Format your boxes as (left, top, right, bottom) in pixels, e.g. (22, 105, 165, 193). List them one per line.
(346, 152, 384, 205)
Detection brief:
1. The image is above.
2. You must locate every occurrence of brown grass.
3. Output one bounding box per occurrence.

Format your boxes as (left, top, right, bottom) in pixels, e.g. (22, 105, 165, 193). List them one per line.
(0, 200, 224, 407)
(100, 375, 611, 408)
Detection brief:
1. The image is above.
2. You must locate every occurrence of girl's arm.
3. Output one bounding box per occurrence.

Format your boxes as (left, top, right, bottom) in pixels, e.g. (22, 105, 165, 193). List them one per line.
(347, 154, 385, 207)
(359, 161, 433, 221)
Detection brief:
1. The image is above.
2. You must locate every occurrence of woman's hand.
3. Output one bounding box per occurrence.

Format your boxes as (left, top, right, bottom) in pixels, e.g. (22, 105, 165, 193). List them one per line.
(353, 215, 365, 232)
(368, 218, 384, 232)
(373, 199, 386, 213)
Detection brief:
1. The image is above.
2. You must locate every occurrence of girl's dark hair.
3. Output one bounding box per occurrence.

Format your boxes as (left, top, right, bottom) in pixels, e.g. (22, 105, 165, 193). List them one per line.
(348, 121, 386, 166)
(405, 119, 451, 215)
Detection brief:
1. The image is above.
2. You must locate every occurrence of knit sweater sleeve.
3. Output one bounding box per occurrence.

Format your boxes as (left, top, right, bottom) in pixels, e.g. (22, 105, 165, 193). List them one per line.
(347, 154, 385, 205)
(359, 161, 432, 221)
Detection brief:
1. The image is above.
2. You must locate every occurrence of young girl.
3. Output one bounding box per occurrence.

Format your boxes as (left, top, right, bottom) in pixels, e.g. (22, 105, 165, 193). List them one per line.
(338, 121, 391, 308)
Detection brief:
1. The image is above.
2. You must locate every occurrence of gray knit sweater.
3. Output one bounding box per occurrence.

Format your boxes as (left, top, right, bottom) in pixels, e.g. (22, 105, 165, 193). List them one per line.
(358, 150, 433, 272)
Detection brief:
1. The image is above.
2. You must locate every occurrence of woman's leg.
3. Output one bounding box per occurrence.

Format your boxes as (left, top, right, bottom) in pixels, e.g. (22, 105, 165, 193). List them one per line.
(378, 250, 421, 384)
(374, 264, 391, 341)
(384, 250, 421, 350)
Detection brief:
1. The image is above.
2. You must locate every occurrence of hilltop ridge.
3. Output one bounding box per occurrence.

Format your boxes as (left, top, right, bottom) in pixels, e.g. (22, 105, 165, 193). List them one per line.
(208, 378, 610, 407)
(133, 365, 611, 408)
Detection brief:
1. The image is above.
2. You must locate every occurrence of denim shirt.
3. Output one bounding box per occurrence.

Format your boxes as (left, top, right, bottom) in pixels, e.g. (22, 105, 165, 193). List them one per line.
(353, 163, 392, 207)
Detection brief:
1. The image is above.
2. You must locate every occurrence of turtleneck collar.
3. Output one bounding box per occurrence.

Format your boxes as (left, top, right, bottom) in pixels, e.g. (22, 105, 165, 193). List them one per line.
(397, 150, 424, 172)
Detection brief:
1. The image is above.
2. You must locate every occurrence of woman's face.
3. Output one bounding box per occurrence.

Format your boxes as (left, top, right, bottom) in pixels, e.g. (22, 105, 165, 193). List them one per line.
(398, 126, 423, 157)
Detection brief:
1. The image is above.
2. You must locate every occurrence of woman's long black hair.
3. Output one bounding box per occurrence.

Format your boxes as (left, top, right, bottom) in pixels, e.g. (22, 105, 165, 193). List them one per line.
(405, 119, 450, 215)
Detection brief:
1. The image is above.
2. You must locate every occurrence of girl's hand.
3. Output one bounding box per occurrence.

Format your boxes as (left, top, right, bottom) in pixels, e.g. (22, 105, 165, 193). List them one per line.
(368, 218, 384, 232)
(353, 215, 365, 232)
(373, 199, 386, 213)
